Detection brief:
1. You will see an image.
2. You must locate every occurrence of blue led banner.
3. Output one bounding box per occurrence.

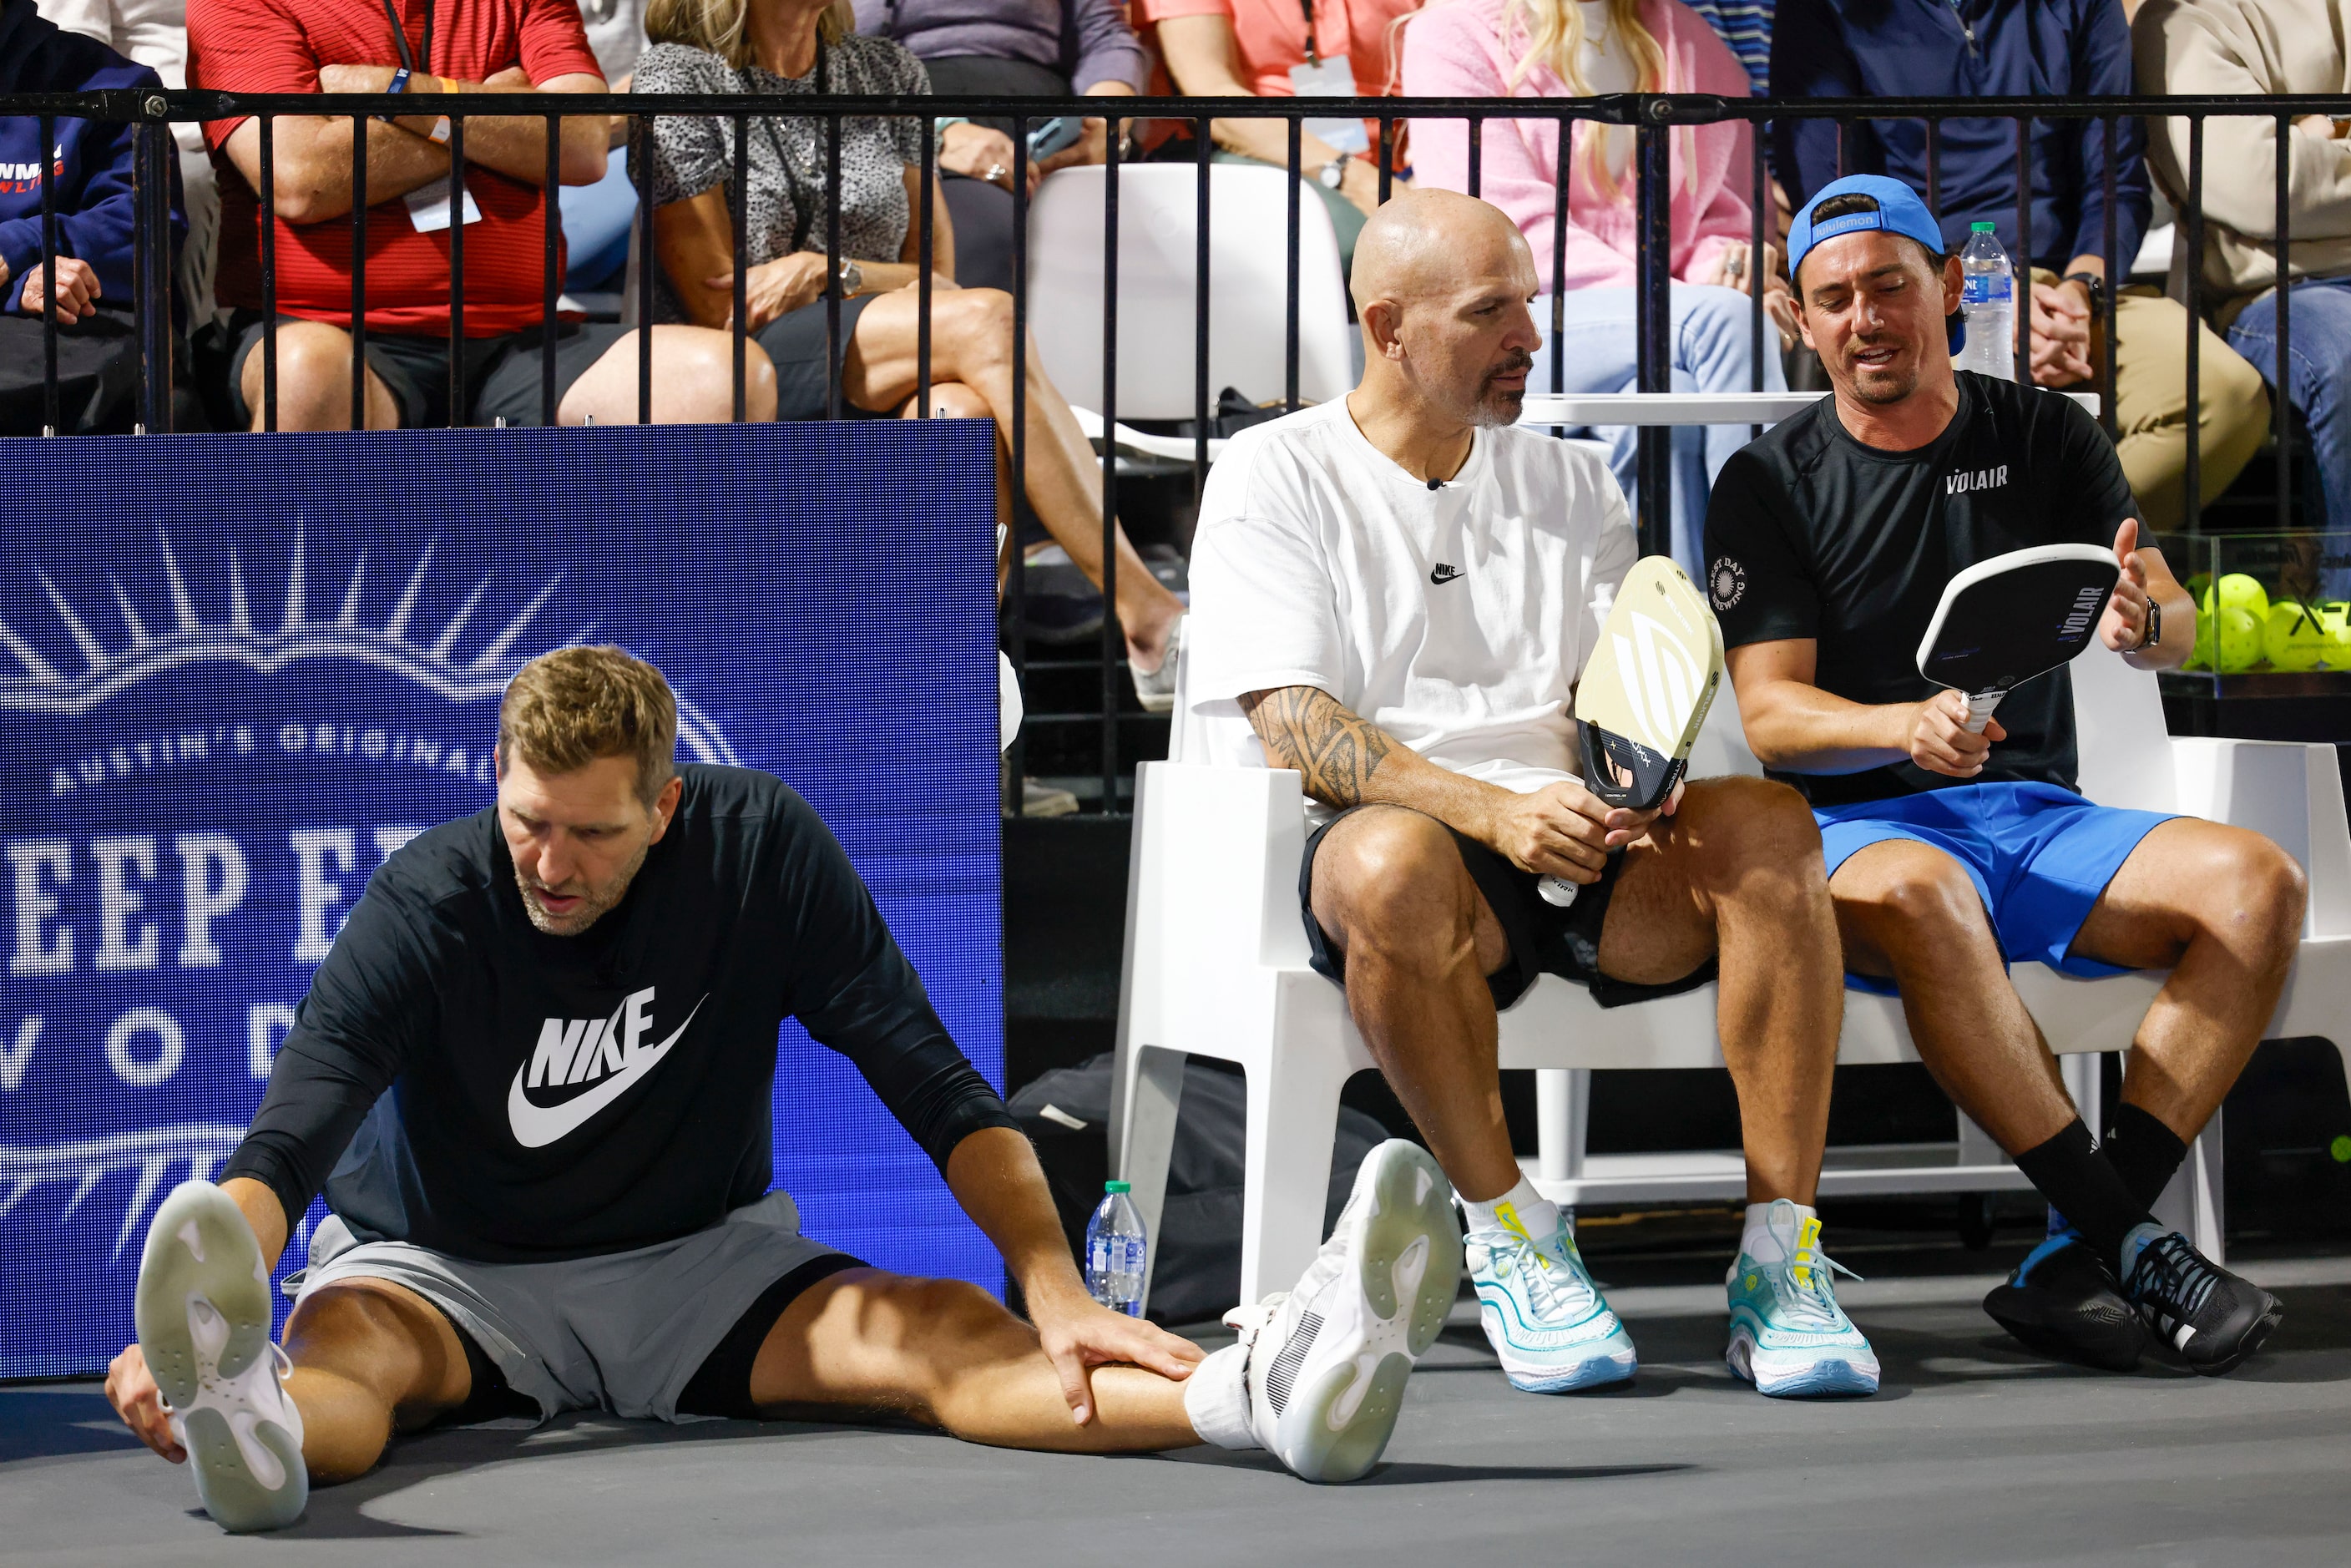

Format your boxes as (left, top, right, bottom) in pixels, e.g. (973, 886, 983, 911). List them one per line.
(0, 423, 1003, 1378)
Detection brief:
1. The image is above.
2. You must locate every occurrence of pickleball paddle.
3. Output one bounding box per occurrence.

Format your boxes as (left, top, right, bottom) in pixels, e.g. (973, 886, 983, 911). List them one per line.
(1915, 543, 2120, 735)
(1540, 556, 1726, 908)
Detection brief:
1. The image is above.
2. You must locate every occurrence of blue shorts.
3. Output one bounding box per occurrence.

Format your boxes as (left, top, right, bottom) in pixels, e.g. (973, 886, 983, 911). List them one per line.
(1814, 781, 2177, 996)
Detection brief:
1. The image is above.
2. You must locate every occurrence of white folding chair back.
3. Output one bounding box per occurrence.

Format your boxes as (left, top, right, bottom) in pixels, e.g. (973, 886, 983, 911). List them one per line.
(1026, 164, 1352, 419)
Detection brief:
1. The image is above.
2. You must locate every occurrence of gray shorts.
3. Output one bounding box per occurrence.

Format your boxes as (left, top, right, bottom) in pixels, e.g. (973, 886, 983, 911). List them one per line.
(291, 1191, 855, 1423)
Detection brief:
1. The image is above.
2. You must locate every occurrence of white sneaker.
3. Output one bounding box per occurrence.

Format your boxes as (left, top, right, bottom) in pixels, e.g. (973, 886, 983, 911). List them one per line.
(1466, 1215, 1638, 1392)
(1723, 1201, 1880, 1398)
(135, 1181, 307, 1533)
(1221, 1140, 1460, 1483)
(1129, 615, 1183, 715)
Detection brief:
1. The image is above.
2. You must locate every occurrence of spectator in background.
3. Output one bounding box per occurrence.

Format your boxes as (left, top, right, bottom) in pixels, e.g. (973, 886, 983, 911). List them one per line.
(561, 0, 652, 299)
(0, 0, 181, 434)
(188, 0, 743, 428)
(1771, 0, 2269, 532)
(1404, 0, 1789, 574)
(2138, 0, 2351, 530)
(1678, 0, 1768, 93)
(635, 0, 1188, 711)
(34, 0, 219, 326)
(1141, 0, 1418, 271)
(855, 0, 1145, 292)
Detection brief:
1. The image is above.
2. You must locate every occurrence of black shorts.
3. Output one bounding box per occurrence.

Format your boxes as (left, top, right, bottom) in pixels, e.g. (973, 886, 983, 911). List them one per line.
(754, 293, 881, 421)
(1300, 806, 1718, 1010)
(227, 313, 628, 428)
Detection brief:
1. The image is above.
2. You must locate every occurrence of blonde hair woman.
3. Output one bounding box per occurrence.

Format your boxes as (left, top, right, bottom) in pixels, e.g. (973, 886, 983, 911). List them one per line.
(1400, 0, 1792, 574)
(632, 0, 1187, 707)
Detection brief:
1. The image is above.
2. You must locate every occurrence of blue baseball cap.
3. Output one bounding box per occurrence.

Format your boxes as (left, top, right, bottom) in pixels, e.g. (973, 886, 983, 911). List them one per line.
(1787, 175, 1964, 355)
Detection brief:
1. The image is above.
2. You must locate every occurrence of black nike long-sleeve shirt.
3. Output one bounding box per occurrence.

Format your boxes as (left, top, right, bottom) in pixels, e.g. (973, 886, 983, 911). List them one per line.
(221, 766, 1017, 1262)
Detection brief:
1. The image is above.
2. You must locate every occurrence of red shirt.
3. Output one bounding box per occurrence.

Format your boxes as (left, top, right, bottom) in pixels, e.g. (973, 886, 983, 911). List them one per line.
(190, 0, 601, 336)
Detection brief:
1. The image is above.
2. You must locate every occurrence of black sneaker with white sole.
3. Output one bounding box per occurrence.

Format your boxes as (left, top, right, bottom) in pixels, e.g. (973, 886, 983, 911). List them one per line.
(2121, 1227, 2282, 1377)
(1982, 1230, 2146, 1373)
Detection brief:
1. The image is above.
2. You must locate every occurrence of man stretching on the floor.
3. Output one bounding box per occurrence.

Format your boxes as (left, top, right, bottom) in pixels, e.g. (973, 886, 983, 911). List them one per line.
(1186, 189, 1878, 1400)
(104, 646, 1462, 1531)
(1708, 174, 2305, 1374)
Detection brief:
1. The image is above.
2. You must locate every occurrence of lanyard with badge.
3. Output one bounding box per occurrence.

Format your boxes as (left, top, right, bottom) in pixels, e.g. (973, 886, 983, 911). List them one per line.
(377, 0, 483, 232)
(1289, 0, 1369, 156)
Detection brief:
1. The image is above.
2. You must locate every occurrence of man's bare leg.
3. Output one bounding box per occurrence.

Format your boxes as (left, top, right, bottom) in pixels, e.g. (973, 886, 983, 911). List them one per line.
(276, 1280, 473, 1483)
(2070, 818, 2305, 1145)
(1310, 777, 1839, 1209)
(746, 1269, 1198, 1453)
(1597, 776, 1842, 1206)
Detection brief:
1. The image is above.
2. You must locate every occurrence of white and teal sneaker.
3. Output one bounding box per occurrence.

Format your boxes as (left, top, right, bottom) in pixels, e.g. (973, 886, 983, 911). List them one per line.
(1723, 1201, 1880, 1399)
(1466, 1206, 1637, 1393)
(136, 1180, 308, 1533)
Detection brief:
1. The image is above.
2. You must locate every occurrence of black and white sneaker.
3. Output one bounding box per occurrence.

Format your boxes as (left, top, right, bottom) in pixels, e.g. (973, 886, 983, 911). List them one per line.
(1982, 1229, 2146, 1372)
(1218, 1140, 1460, 1483)
(2121, 1226, 2283, 1376)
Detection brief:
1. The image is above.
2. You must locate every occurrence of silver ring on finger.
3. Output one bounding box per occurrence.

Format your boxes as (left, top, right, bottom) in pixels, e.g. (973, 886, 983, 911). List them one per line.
(985, 163, 1009, 188)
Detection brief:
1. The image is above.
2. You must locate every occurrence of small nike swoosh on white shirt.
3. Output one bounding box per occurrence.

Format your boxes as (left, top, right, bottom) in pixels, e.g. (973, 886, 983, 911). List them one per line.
(505, 995, 707, 1149)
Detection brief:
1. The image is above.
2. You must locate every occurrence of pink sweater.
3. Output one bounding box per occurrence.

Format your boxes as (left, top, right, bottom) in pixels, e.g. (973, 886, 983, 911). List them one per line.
(1401, 0, 1757, 292)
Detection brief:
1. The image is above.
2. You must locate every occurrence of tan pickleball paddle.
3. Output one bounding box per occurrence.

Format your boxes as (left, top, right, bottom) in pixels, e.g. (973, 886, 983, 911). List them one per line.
(1540, 556, 1726, 908)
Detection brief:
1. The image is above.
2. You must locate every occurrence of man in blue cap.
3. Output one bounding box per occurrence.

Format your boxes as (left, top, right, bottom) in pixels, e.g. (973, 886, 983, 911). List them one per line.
(1706, 174, 2304, 1378)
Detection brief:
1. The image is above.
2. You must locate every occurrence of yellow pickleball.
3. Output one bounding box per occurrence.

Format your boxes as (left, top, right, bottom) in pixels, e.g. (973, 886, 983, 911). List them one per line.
(2264, 601, 2331, 670)
(2217, 604, 2266, 672)
(2213, 573, 2270, 620)
(2320, 602, 2351, 670)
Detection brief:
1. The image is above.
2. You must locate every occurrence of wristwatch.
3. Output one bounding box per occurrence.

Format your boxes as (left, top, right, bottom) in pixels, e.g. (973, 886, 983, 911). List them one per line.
(837, 258, 865, 296)
(1317, 152, 1352, 190)
(2063, 270, 2108, 313)
(2135, 597, 2161, 652)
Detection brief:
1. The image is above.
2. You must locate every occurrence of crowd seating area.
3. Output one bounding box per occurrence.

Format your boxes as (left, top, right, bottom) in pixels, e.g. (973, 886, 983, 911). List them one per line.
(3, 0, 2347, 812)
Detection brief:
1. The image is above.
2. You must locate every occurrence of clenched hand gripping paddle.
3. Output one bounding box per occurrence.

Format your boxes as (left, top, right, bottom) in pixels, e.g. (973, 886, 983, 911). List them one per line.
(1540, 557, 1727, 908)
(1915, 544, 2120, 736)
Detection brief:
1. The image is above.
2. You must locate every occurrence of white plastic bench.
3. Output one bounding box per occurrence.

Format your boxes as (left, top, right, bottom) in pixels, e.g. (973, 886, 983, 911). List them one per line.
(1112, 644, 2350, 1311)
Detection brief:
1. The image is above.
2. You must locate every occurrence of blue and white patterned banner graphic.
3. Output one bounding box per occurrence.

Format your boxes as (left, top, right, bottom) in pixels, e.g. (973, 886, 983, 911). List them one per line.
(0, 423, 1004, 1377)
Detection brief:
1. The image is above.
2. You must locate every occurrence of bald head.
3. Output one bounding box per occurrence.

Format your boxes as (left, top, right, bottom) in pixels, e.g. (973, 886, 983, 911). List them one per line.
(1351, 190, 1540, 432)
(1351, 189, 1529, 315)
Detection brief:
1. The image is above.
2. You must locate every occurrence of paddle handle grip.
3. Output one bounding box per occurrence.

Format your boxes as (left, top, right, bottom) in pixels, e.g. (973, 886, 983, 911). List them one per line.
(1963, 691, 2005, 735)
(1538, 875, 1580, 909)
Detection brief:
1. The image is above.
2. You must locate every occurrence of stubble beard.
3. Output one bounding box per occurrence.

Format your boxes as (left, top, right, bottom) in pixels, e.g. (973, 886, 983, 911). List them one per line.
(1845, 341, 1922, 406)
(513, 836, 651, 937)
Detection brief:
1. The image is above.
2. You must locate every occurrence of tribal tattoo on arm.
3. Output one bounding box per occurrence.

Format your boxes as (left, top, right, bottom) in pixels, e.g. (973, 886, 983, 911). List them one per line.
(1239, 686, 1396, 808)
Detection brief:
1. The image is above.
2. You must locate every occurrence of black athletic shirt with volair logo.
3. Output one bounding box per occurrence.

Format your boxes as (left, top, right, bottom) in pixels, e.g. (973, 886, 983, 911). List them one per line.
(1702, 372, 2136, 807)
(222, 766, 1017, 1263)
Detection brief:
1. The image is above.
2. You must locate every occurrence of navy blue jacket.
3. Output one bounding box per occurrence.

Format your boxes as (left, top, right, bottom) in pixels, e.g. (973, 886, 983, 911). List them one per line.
(1769, 0, 2148, 277)
(0, 0, 180, 315)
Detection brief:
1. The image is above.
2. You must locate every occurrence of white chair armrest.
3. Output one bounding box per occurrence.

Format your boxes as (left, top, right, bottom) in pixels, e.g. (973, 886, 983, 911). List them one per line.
(2170, 736, 2351, 940)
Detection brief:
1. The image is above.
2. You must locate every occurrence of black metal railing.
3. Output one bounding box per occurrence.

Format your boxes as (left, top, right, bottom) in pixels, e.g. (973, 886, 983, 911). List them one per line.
(5, 87, 2346, 814)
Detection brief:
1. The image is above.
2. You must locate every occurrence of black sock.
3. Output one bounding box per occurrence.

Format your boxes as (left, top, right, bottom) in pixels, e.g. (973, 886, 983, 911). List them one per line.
(2103, 1103, 2191, 1213)
(2013, 1118, 2155, 1267)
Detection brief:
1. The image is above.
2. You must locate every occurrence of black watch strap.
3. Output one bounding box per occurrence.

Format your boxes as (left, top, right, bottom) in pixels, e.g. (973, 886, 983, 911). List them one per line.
(2064, 270, 2108, 312)
(2138, 597, 2161, 652)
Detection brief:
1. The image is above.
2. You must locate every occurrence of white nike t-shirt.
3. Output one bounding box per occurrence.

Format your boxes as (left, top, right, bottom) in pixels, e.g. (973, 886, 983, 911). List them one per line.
(1185, 397, 1638, 824)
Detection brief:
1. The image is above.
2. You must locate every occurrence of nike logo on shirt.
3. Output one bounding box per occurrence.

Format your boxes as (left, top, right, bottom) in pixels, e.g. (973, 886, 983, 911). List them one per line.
(1429, 564, 1464, 584)
(506, 987, 707, 1148)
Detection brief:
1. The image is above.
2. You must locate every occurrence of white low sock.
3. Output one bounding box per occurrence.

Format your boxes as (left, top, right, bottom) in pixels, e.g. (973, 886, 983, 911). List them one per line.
(1182, 1343, 1256, 1450)
(1740, 1200, 1816, 1265)
(1462, 1176, 1562, 1243)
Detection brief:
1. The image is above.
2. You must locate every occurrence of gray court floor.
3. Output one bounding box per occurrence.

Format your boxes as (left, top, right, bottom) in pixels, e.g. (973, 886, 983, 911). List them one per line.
(8, 1245, 2350, 1565)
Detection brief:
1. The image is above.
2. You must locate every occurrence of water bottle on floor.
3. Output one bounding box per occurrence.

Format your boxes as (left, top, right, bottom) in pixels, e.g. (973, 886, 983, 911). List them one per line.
(1956, 221, 2016, 380)
(1084, 1181, 1147, 1316)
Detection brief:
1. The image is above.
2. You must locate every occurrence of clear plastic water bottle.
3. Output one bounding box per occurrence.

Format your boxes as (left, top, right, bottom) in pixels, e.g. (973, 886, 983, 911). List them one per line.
(1956, 221, 2016, 380)
(1084, 1180, 1147, 1316)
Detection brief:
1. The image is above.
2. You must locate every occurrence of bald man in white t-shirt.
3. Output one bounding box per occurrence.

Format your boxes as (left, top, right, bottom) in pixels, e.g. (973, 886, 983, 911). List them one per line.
(1186, 190, 1880, 1401)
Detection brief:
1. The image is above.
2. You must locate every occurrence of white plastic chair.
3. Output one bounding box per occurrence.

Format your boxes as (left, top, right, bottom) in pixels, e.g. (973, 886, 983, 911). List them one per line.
(1025, 164, 1353, 422)
(1113, 644, 2351, 1309)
